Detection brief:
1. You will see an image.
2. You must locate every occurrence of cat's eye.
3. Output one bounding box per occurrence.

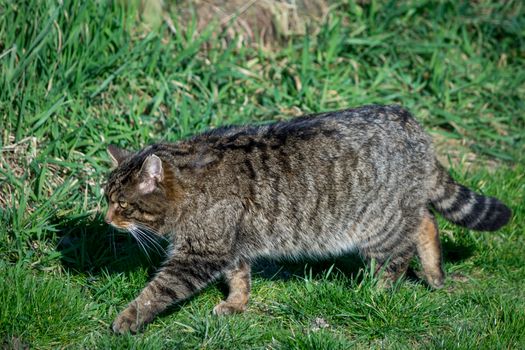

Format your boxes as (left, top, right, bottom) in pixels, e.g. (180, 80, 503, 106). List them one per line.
(118, 200, 128, 209)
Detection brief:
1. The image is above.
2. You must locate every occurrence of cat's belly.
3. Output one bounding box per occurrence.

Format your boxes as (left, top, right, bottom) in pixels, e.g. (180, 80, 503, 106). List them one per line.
(249, 217, 361, 260)
(254, 232, 358, 260)
(246, 203, 410, 260)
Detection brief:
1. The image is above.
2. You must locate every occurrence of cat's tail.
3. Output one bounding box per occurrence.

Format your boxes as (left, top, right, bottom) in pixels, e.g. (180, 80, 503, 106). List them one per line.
(429, 162, 511, 231)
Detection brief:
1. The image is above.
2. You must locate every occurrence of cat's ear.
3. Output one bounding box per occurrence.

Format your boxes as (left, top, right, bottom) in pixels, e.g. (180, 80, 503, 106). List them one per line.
(138, 154, 163, 193)
(108, 145, 132, 167)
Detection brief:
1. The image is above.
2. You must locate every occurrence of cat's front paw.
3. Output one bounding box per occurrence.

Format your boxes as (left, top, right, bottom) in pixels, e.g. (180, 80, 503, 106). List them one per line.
(213, 301, 247, 315)
(112, 306, 141, 334)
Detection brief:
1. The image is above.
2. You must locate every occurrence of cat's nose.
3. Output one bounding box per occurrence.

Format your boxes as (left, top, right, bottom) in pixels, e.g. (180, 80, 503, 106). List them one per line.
(104, 214, 112, 224)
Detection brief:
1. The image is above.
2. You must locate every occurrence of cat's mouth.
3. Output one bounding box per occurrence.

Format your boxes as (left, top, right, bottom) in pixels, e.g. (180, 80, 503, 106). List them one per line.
(108, 221, 134, 231)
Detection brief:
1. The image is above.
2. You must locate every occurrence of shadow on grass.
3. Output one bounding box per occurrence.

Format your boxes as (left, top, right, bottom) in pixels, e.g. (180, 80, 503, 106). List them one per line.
(56, 214, 166, 277)
(252, 255, 365, 281)
(441, 239, 476, 263)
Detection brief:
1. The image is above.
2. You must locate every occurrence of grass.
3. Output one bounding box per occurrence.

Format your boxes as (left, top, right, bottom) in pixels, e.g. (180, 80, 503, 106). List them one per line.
(1, 0, 524, 348)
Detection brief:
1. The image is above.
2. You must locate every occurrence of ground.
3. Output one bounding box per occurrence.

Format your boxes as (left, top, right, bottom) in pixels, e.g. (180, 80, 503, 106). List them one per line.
(1, 1, 524, 349)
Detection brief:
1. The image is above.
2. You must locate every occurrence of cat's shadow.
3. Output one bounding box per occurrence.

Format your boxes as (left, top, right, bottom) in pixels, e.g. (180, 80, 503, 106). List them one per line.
(57, 214, 164, 276)
(57, 214, 476, 286)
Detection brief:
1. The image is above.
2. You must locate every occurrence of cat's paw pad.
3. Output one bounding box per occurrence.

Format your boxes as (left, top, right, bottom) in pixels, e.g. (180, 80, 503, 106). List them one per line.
(112, 307, 141, 334)
(213, 301, 246, 315)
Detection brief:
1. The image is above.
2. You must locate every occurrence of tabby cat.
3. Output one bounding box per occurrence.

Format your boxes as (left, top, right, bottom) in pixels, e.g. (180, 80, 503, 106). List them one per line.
(104, 105, 511, 334)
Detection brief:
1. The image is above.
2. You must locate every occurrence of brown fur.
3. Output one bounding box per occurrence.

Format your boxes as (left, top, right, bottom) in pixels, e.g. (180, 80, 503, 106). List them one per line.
(416, 212, 444, 289)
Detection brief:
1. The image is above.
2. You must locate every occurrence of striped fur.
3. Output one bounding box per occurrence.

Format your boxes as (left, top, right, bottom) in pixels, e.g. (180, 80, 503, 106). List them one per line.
(430, 164, 511, 231)
(104, 105, 511, 333)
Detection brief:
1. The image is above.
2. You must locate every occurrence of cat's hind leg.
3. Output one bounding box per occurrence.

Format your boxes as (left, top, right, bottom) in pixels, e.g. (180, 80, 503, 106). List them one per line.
(213, 259, 251, 315)
(415, 211, 444, 289)
(359, 217, 418, 286)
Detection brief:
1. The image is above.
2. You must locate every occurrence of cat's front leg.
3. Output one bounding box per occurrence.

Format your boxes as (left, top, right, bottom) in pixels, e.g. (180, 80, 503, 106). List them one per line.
(112, 253, 230, 334)
(213, 259, 251, 315)
(112, 284, 167, 334)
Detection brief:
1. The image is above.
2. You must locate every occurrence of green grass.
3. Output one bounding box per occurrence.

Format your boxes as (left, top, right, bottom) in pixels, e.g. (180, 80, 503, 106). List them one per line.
(1, 0, 524, 348)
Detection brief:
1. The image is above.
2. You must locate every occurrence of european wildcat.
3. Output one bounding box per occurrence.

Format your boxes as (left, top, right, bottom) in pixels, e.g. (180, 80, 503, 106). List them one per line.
(104, 105, 511, 334)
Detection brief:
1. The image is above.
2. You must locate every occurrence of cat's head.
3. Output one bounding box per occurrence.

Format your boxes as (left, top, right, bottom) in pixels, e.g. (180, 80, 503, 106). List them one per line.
(103, 145, 173, 235)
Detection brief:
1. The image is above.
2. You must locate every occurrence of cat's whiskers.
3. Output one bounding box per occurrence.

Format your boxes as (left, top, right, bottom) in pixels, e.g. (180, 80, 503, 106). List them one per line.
(133, 225, 166, 256)
(126, 223, 167, 260)
(135, 222, 168, 242)
(128, 225, 153, 262)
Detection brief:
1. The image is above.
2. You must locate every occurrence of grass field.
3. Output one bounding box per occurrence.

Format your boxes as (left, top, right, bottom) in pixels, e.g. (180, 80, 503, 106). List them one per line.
(1, 0, 524, 348)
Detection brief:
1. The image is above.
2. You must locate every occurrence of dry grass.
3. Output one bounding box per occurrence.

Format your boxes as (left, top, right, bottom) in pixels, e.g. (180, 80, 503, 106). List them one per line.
(144, 0, 333, 48)
(0, 136, 38, 208)
(432, 133, 502, 172)
(0, 134, 72, 212)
